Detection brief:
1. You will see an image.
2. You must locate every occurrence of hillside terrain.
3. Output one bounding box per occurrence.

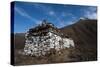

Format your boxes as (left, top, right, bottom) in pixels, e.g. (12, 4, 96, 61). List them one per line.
(60, 19, 97, 61)
(13, 19, 97, 65)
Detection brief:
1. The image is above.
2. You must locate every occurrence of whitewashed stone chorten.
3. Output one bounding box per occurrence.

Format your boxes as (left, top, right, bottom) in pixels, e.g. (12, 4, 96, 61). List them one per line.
(24, 20, 74, 56)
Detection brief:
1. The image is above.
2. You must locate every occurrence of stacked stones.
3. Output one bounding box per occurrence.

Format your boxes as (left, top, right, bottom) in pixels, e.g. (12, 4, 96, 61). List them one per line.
(24, 20, 74, 57)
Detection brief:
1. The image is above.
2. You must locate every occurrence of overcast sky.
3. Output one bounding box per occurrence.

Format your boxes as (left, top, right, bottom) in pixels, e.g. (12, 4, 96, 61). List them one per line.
(13, 1, 97, 33)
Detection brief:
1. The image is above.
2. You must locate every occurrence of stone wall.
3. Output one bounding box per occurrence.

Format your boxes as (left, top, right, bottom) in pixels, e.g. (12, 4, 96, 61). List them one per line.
(24, 31, 74, 56)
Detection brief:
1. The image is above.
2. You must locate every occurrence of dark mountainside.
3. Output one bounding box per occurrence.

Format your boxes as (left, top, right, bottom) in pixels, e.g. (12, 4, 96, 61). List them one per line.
(13, 19, 97, 65)
(60, 19, 97, 61)
(14, 33, 25, 49)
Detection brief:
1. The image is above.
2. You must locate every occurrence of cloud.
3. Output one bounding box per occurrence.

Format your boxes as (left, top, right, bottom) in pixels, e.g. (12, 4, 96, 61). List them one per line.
(32, 4, 78, 28)
(15, 6, 40, 24)
(61, 12, 72, 17)
(33, 4, 49, 14)
(83, 7, 97, 19)
(33, 4, 54, 16)
(57, 20, 75, 28)
(33, 4, 66, 27)
(49, 11, 55, 16)
(61, 12, 77, 20)
(61, 12, 67, 17)
(85, 11, 97, 19)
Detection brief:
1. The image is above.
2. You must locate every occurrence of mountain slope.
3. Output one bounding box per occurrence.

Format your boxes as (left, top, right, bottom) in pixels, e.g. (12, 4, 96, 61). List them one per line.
(14, 33, 25, 49)
(60, 19, 97, 61)
(13, 19, 97, 65)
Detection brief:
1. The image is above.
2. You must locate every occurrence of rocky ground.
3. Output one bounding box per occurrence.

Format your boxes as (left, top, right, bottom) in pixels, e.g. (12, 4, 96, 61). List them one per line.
(14, 48, 77, 65)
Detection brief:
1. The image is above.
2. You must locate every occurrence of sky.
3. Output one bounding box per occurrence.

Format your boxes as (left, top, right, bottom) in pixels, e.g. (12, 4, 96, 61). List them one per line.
(13, 1, 97, 33)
